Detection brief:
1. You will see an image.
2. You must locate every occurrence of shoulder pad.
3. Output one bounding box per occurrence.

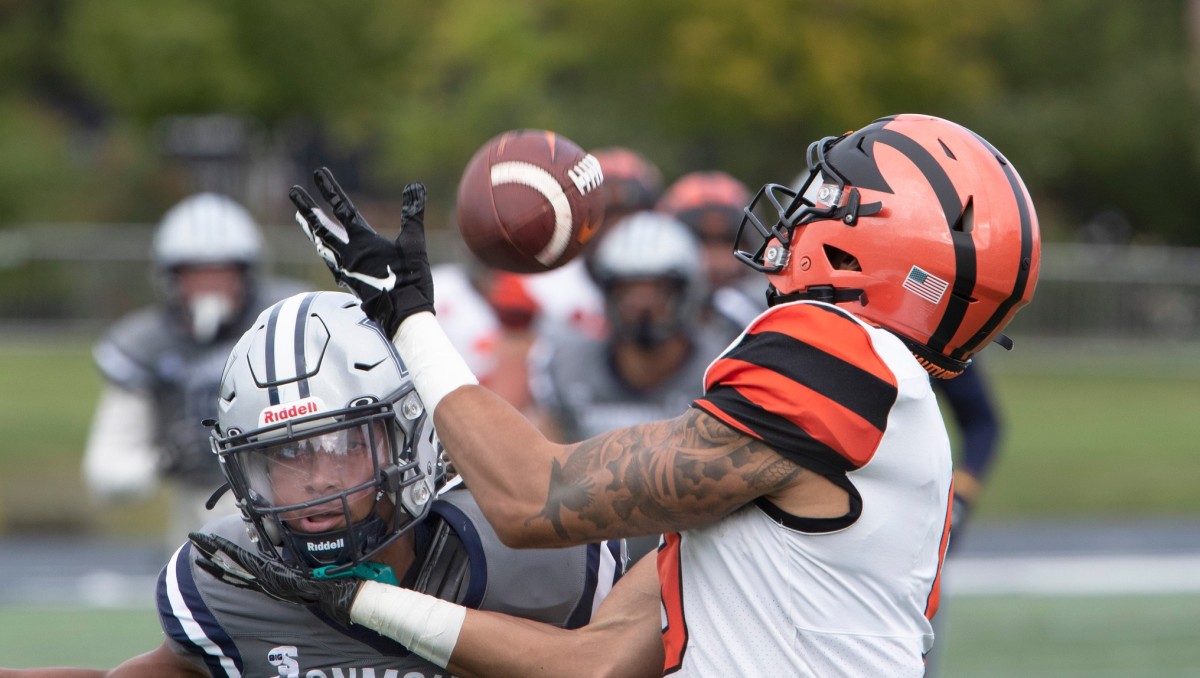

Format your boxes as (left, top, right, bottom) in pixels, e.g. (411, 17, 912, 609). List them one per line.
(425, 488, 618, 628)
(94, 308, 176, 389)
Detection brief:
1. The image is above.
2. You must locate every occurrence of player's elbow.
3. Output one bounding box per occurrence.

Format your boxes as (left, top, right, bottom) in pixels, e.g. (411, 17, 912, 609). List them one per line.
(476, 497, 579, 549)
(487, 506, 547, 549)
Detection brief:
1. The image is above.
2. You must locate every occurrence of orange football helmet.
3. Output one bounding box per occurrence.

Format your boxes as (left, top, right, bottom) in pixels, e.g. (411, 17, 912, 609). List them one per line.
(735, 114, 1041, 378)
(658, 171, 752, 242)
(591, 146, 664, 223)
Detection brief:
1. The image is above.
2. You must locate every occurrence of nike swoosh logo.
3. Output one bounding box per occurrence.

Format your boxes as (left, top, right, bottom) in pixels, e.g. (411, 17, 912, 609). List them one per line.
(343, 265, 397, 291)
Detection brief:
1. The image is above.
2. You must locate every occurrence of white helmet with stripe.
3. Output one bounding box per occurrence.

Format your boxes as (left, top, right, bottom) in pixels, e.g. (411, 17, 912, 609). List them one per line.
(211, 291, 441, 577)
(588, 210, 707, 345)
(152, 193, 264, 342)
(153, 193, 262, 268)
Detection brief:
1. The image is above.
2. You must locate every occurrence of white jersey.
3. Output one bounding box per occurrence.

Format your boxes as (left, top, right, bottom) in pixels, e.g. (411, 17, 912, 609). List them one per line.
(431, 264, 502, 383)
(520, 259, 606, 339)
(665, 301, 953, 676)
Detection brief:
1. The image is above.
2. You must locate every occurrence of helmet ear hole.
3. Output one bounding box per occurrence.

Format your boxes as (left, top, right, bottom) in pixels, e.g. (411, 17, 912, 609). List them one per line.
(952, 198, 975, 233)
(823, 245, 861, 272)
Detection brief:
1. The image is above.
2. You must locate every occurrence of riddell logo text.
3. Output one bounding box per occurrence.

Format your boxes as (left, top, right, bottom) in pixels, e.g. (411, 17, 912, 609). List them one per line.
(307, 538, 344, 552)
(258, 397, 326, 427)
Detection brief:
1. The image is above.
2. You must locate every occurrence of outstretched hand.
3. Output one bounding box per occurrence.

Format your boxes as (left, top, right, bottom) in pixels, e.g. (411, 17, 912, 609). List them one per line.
(189, 532, 360, 626)
(290, 168, 435, 337)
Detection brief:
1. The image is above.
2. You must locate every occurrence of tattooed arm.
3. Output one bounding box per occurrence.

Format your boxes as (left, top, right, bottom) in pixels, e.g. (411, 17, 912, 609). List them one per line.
(434, 385, 842, 547)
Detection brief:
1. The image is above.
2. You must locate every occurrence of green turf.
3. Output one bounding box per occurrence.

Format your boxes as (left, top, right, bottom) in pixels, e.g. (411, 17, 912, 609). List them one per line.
(973, 369, 1200, 518)
(0, 338, 170, 535)
(0, 606, 163, 668)
(2, 594, 1197, 673)
(940, 593, 1200, 677)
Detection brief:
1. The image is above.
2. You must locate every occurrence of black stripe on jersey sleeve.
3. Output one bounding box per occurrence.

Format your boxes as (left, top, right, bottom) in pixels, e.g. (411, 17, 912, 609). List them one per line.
(721, 329, 897, 431)
(157, 543, 243, 678)
(430, 500, 490, 609)
(698, 385, 855, 476)
(566, 543, 601, 630)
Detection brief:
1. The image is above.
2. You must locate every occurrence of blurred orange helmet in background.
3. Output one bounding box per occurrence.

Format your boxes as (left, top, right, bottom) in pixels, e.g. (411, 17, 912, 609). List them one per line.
(590, 146, 663, 225)
(657, 171, 751, 243)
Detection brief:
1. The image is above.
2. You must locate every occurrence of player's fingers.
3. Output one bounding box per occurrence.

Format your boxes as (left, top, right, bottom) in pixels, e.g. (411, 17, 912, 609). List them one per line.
(188, 531, 225, 559)
(290, 186, 326, 236)
(397, 182, 428, 244)
(314, 167, 374, 234)
(292, 193, 350, 248)
(289, 185, 319, 217)
(400, 183, 427, 222)
(190, 531, 263, 574)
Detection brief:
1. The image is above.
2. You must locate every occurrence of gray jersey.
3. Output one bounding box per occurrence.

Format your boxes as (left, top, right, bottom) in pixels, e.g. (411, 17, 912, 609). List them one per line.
(530, 323, 734, 442)
(93, 278, 308, 487)
(709, 275, 769, 337)
(158, 488, 624, 678)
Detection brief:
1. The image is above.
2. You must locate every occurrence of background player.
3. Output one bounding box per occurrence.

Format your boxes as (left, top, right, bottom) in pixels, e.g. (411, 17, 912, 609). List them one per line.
(82, 193, 307, 551)
(288, 114, 1041, 674)
(656, 170, 767, 333)
(529, 211, 732, 561)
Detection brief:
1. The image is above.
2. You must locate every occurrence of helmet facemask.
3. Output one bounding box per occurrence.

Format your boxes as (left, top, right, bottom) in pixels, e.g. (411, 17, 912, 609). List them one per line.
(603, 276, 691, 349)
(734, 134, 882, 278)
(214, 396, 431, 576)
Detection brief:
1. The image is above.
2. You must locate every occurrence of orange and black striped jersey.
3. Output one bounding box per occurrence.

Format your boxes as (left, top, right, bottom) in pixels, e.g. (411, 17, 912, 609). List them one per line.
(663, 300, 953, 676)
(694, 300, 899, 475)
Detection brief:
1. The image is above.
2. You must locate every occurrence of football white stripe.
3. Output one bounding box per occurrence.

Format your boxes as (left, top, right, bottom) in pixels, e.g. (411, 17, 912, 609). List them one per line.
(271, 294, 305, 403)
(165, 547, 242, 677)
(490, 160, 574, 267)
(592, 542, 618, 619)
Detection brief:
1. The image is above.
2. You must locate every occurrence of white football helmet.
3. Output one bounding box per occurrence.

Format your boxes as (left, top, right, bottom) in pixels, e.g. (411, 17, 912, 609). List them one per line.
(153, 193, 263, 268)
(153, 193, 263, 342)
(210, 291, 442, 576)
(587, 210, 707, 346)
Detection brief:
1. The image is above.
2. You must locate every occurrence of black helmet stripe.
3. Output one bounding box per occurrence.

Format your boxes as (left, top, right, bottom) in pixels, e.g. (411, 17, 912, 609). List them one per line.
(958, 134, 1035, 355)
(872, 128, 976, 354)
(293, 293, 317, 398)
(262, 292, 320, 405)
(263, 300, 283, 406)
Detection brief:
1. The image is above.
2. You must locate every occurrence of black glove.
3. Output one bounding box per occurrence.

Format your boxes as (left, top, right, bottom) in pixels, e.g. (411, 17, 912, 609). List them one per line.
(189, 531, 360, 626)
(290, 168, 434, 337)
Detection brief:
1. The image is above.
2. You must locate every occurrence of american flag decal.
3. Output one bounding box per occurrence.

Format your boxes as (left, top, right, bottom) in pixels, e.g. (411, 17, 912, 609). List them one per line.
(903, 266, 949, 304)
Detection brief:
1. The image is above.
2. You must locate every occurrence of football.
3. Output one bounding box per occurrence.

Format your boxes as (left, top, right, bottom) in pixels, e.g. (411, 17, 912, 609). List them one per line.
(455, 129, 606, 273)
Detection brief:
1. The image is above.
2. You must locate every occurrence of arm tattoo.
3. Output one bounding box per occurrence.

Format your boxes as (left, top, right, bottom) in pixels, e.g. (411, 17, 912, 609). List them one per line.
(528, 409, 806, 540)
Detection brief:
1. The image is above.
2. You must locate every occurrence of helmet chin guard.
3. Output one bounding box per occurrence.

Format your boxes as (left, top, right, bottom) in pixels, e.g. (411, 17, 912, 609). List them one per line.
(210, 291, 442, 575)
(735, 114, 1041, 376)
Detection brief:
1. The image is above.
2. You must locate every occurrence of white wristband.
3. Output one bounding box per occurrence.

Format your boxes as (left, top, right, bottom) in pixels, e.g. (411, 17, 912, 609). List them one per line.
(350, 580, 467, 668)
(393, 312, 478, 415)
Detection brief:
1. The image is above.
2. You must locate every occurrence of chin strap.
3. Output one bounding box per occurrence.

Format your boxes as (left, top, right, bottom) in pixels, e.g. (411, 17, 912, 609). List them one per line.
(897, 336, 971, 380)
(314, 561, 399, 586)
(766, 284, 865, 307)
(205, 483, 232, 510)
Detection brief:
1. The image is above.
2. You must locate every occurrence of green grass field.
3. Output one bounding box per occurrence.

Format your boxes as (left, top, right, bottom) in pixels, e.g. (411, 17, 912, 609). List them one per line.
(3, 594, 1199, 674)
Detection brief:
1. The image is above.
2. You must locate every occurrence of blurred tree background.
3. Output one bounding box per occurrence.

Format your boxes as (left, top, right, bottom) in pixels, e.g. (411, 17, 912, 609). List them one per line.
(0, 0, 1198, 244)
